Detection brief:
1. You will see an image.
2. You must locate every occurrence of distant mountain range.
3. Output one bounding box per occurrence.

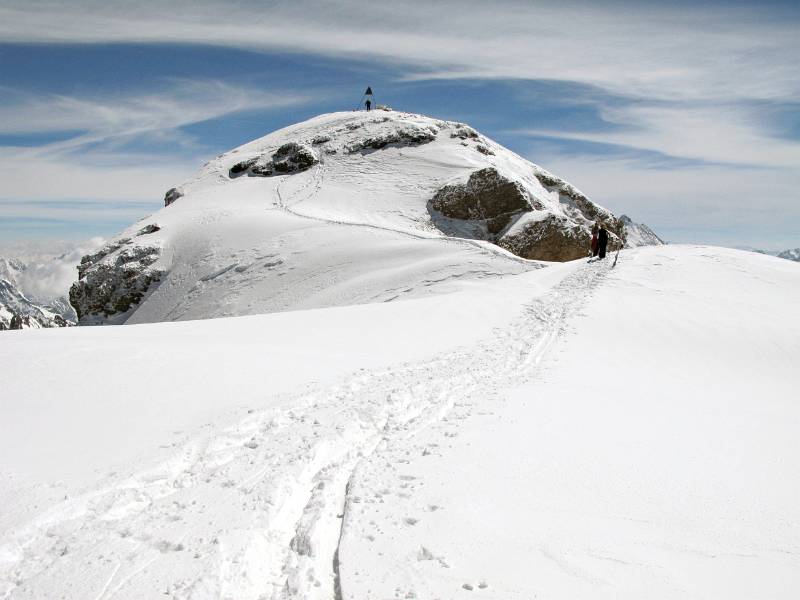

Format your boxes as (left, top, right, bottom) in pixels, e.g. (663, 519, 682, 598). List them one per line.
(778, 248, 800, 262)
(0, 278, 72, 330)
(0, 256, 76, 330)
(619, 215, 664, 247)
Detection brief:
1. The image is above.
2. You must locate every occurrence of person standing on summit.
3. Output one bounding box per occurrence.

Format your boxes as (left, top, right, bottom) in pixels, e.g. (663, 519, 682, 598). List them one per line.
(365, 99, 371, 111)
(591, 222, 599, 257)
(598, 223, 609, 259)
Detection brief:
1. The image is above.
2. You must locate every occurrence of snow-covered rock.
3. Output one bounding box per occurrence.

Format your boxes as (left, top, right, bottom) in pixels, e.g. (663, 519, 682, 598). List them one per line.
(0, 278, 71, 330)
(69, 228, 165, 324)
(69, 110, 626, 325)
(163, 187, 183, 207)
(620, 214, 664, 247)
(778, 248, 800, 262)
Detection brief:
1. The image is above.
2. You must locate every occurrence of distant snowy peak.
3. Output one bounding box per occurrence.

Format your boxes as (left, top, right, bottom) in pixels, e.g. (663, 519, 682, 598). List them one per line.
(70, 110, 626, 325)
(0, 257, 25, 286)
(778, 248, 800, 262)
(0, 278, 73, 330)
(620, 215, 664, 247)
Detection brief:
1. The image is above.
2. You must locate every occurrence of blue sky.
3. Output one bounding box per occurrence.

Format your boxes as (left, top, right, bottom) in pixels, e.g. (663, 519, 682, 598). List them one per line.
(1, 0, 798, 250)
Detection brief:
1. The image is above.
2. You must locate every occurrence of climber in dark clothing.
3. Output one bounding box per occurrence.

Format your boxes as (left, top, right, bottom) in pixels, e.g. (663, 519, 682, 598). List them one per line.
(365, 99, 372, 111)
(598, 224, 609, 259)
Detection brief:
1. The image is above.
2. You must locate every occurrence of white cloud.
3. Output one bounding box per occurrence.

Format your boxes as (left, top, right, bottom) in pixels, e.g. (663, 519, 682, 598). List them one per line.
(1, 1, 797, 104)
(0, 0, 797, 250)
(0, 80, 309, 152)
(0, 237, 106, 301)
(529, 149, 800, 250)
(0, 80, 311, 203)
(0, 149, 198, 202)
(516, 103, 800, 169)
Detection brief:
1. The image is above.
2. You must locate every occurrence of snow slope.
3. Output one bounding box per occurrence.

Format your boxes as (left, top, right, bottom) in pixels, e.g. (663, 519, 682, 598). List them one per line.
(620, 214, 664, 247)
(69, 111, 623, 325)
(2, 245, 798, 599)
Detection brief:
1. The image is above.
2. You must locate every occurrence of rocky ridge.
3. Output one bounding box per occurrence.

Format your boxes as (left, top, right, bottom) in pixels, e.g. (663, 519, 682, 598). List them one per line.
(69, 225, 165, 324)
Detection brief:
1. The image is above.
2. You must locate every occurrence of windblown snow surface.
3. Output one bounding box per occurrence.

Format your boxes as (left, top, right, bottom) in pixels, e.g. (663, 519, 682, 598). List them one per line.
(2, 243, 799, 599)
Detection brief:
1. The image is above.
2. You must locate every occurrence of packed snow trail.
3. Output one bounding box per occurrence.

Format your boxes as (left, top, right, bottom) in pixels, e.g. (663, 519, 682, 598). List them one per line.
(0, 259, 609, 599)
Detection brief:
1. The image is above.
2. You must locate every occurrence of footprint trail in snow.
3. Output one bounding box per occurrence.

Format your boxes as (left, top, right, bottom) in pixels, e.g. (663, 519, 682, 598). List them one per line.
(0, 259, 611, 600)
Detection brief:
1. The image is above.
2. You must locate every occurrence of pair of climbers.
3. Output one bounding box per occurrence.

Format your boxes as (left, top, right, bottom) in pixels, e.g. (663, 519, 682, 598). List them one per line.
(590, 221, 609, 259)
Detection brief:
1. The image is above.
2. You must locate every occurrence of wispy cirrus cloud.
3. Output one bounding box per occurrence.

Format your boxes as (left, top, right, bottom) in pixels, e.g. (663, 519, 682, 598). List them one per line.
(0, 79, 311, 207)
(514, 103, 800, 169)
(1, 1, 798, 103)
(0, 79, 310, 155)
(1, 0, 798, 248)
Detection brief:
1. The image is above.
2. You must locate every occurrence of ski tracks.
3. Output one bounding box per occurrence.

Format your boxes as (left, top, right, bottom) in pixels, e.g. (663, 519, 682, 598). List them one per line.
(0, 260, 612, 600)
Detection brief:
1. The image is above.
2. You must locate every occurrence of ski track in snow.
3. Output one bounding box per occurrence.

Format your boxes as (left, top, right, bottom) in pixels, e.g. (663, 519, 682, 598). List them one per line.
(0, 255, 612, 599)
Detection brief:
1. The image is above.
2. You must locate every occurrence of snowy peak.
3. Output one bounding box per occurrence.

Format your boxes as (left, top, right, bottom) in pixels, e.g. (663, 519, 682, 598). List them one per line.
(620, 215, 664, 247)
(0, 257, 25, 287)
(0, 278, 72, 330)
(70, 110, 626, 325)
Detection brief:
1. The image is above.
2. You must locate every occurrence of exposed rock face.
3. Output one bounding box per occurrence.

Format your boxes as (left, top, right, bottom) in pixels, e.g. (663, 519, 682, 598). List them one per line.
(345, 123, 438, 153)
(430, 168, 533, 235)
(533, 172, 625, 241)
(69, 240, 164, 324)
(450, 124, 480, 140)
(164, 187, 183, 207)
(428, 165, 624, 261)
(499, 215, 590, 262)
(230, 143, 318, 178)
(620, 215, 664, 247)
(778, 248, 800, 262)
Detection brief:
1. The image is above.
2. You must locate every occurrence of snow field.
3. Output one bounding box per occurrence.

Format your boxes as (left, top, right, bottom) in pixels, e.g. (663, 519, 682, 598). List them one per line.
(339, 246, 800, 599)
(0, 257, 577, 599)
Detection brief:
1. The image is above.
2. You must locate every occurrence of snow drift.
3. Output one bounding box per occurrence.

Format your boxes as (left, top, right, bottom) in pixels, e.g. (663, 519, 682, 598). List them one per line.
(69, 110, 629, 325)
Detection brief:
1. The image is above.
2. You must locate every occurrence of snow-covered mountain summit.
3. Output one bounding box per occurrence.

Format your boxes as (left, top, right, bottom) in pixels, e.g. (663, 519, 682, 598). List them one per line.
(620, 214, 664, 247)
(70, 110, 625, 325)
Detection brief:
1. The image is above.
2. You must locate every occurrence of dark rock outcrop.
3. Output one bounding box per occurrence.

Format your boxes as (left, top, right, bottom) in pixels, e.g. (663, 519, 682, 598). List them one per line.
(70, 243, 164, 323)
(432, 168, 529, 219)
(450, 124, 479, 140)
(229, 143, 318, 178)
(499, 215, 590, 262)
(137, 223, 161, 236)
(345, 124, 438, 153)
(230, 157, 258, 175)
(428, 166, 625, 262)
(430, 167, 532, 235)
(534, 171, 625, 242)
(164, 187, 183, 207)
